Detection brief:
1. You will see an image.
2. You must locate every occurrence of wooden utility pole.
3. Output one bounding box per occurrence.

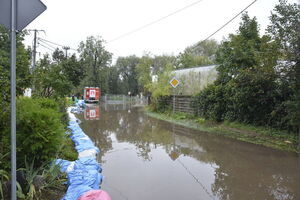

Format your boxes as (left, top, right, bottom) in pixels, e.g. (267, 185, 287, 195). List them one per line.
(28, 29, 45, 72)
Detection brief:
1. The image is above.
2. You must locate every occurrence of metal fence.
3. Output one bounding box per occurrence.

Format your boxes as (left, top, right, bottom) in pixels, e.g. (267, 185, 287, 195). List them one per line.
(103, 94, 148, 105)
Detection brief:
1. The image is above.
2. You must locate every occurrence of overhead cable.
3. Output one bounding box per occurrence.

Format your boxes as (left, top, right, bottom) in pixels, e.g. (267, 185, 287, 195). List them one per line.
(38, 38, 57, 50)
(200, 0, 257, 42)
(38, 42, 55, 52)
(108, 0, 206, 43)
(38, 37, 77, 51)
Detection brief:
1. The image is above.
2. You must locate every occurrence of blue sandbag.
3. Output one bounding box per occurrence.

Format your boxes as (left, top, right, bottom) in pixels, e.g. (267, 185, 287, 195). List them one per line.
(56, 104, 103, 200)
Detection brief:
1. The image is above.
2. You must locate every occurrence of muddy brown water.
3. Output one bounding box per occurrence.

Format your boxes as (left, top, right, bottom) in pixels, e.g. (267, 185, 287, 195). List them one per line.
(77, 104, 300, 200)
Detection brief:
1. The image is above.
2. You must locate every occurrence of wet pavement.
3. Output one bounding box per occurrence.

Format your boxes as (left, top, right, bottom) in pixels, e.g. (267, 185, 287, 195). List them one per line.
(76, 103, 300, 200)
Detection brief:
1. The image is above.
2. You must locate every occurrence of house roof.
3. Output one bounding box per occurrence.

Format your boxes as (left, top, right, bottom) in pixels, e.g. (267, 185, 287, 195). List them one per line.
(173, 65, 218, 76)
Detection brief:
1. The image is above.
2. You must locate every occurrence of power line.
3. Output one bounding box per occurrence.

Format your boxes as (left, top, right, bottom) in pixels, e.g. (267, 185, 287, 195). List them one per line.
(38, 38, 58, 50)
(108, 0, 206, 43)
(38, 42, 55, 52)
(200, 0, 257, 43)
(38, 37, 77, 51)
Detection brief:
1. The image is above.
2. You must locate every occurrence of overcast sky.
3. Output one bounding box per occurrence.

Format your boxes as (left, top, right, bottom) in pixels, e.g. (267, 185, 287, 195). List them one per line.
(24, 0, 298, 62)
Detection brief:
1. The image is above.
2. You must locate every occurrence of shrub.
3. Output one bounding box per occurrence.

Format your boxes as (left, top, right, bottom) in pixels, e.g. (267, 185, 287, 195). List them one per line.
(192, 69, 298, 132)
(16, 97, 65, 168)
(150, 96, 172, 112)
(192, 84, 227, 122)
(34, 98, 69, 127)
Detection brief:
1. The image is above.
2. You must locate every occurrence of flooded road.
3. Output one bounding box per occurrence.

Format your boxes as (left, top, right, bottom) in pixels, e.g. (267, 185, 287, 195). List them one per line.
(77, 104, 300, 200)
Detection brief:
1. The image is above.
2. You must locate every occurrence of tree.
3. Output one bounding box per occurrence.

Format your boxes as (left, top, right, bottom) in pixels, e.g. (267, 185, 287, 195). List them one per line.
(176, 39, 219, 69)
(78, 36, 112, 94)
(267, 0, 300, 61)
(0, 25, 31, 102)
(52, 48, 65, 63)
(115, 56, 140, 95)
(148, 63, 173, 99)
(216, 13, 278, 85)
(0, 26, 31, 144)
(193, 12, 299, 131)
(33, 55, 72, 98)
(136, 55, 152, 94)
(267, 0, 300, 137)
(152, 55, 176, 74)
(191, 39, 219, 60)
(61, 54, 85, 88)
(107, 66, 121, 94)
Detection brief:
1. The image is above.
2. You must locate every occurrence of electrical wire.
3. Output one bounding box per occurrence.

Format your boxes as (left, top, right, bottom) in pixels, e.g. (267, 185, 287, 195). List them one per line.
(37, 42, 55, 52)
(201, 0, 257, 42)
(108, 0, 206, 43)
(38, 37, 77, 51)
(37, 39, 58, 50)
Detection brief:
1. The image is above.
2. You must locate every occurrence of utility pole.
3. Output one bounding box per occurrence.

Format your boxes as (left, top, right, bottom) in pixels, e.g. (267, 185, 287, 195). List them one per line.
(63, 46, 70, 58)
(28, 29, 45, 72)
(32, 29, 37, 71)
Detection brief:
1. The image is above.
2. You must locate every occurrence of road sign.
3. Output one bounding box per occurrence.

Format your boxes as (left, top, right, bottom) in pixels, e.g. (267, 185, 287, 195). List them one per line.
(0, 0, 47, 31)
(170, 77, 180, 88)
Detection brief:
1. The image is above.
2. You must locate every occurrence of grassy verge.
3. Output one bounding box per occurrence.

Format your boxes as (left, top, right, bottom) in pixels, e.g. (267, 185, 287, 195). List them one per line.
(145, 109, 299, 153)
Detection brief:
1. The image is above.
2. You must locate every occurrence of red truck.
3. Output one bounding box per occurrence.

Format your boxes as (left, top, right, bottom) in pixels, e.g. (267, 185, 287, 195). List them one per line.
(84, 87, 100, 103)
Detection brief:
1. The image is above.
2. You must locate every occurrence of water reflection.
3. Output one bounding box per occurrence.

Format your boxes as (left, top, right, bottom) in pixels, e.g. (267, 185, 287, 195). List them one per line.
(84, 105, 100, 120)
(77, 104, 300, 200)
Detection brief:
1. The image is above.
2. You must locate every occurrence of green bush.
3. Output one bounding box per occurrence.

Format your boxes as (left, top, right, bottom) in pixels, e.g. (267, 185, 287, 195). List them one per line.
(16, 97, 65, 168)
(148, 96, 172, 113)
(0, 103, 11, 171)
(192, 69, 297, 132)
(192, 84, 227, 122)
(34, 97, 69, 127)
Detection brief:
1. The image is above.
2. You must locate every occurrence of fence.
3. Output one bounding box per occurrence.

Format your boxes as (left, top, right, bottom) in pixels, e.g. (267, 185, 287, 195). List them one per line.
(157, 95, 194, 115)
(103, 94, 148, 105)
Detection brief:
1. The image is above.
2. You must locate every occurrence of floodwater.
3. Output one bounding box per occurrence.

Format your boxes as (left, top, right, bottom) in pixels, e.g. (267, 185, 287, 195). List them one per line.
(77, 103, 300, 200)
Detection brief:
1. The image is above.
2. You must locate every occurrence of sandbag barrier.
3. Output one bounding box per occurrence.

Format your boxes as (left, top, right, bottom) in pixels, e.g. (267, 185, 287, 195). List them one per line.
(56, 100, 111, 200)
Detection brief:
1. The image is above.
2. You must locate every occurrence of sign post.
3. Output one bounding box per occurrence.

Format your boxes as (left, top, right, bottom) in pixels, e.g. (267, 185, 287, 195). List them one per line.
(169, 77, 180, 114)
(0, 0, 46, 199)
(10, 1, 17, 199)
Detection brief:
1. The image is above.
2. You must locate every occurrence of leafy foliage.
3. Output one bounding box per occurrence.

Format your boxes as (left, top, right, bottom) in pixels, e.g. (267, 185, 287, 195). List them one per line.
(0, 26, 31, 99)
(176, 39, 219, 69)
(16, 98, 65, 167)
(115, 56, 140, 95)
(192, 11, 299, 133)
(147, 64, 173, 99)
(136, 55, 153, 94)
(33, 55, 73, 98)
(267, 0, 300, 129)
(0, 98, 65, 172)
(78, 36, 112, 94)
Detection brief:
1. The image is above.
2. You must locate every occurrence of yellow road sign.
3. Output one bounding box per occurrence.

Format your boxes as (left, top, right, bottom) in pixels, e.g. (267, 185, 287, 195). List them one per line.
(170, 77, 180, 88)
